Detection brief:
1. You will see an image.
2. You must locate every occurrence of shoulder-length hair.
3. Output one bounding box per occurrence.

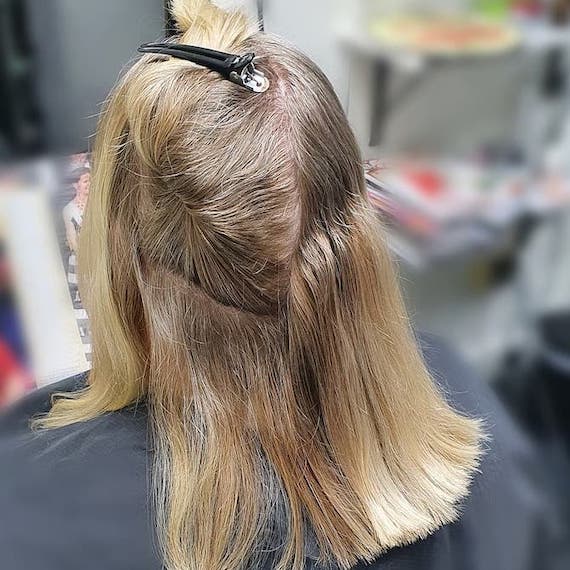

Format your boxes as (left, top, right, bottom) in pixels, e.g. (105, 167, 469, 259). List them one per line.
(38, 1, 482, 569)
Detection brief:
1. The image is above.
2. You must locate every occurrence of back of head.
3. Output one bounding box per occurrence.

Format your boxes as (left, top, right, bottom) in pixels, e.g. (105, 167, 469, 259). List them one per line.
(42, 1, 482, 569)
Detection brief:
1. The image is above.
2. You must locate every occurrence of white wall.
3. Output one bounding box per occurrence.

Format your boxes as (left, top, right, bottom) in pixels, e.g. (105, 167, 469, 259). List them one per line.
(263, 0, 350, 105)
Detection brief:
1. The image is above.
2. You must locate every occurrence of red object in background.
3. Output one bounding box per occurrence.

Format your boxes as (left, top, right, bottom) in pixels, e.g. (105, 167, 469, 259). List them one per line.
(0, 338, 32, 407)
(403, 167, 446, 198)
(511, 0, 545, 18)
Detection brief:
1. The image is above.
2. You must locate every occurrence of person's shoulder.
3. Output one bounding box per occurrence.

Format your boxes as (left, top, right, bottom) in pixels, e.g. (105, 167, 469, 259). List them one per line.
(0, 373, 157, 570)
(362, 334, 554, 570)
(62, 200, 75, 215)
(417, 331, 535, 466)
(418, 331, 502, 420)
(0, 373, 87, 436)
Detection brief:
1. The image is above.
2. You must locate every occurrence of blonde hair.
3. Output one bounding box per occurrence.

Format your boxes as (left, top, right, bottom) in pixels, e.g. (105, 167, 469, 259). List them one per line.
(38, 1, 482, 569)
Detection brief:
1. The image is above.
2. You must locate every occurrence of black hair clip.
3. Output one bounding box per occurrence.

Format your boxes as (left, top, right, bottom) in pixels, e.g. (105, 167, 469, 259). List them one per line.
(138, 42, 269, 93)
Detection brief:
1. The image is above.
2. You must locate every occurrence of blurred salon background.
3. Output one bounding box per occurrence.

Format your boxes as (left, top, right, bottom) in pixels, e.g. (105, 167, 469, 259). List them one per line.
(0, 0, 569, 562)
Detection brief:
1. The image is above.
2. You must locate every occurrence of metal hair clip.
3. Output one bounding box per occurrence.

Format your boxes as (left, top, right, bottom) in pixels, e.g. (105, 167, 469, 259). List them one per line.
(138, 42, 270, 93)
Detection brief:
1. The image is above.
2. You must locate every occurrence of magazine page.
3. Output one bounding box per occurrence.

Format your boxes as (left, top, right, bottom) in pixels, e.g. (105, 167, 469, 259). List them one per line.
(53, 154, 93, 367)
(0, 157, 91, 390)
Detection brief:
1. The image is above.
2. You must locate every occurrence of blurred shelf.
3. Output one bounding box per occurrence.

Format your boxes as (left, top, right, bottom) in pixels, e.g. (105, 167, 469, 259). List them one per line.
(365, 160, 570, 271)
(382, 221, 513, 270)
(339, 20, 570, 70)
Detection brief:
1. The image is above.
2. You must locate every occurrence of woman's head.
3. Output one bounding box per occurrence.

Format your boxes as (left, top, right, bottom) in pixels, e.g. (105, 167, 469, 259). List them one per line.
(73, 170, 91, 202)
(42, 2, 482, 569)
(100, 28, 365, 319)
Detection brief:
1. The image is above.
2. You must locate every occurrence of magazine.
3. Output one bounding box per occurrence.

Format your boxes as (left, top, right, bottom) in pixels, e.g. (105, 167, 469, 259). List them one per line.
(0, 155, 92, 390)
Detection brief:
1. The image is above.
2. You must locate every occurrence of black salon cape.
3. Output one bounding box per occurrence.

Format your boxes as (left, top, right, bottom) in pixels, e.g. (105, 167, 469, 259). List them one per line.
(0, 336, 564, 570)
